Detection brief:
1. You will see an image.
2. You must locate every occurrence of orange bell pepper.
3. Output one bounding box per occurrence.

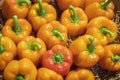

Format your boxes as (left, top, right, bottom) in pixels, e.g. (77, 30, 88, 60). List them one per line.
(84, 0, 115, 20)
(27, 0, 57, 32)
(61, 5, 88, 38)
(2, 15, 32, 44)
(3, 58, 37, 80)
(99, 44, 120, 71)
(37, 67, 64, 80)
(17, 36, 47, 67)
(2, 0, 31, 19)
(0, 34, 16, 71)
(65, 68, 95, 80)
(37, 21, 68, 49)
(32, 0, 51, 3)
(86, 16, 118, 46)
(57, 0, 85, 11)
(69, 35, 104, 68)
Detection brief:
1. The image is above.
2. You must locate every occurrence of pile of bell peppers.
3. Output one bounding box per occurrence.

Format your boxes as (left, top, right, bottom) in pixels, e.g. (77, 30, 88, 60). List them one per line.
(0, 0, 120, 80)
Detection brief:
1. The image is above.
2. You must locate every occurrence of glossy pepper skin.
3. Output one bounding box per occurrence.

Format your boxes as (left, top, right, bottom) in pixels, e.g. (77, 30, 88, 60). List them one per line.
(86, 16, 118, 46)
(17, 36, 47, 67)
(42, 45, 73, 76)
(99, 44, 120, 71)
(65, 68, 95, 80)
(27, 0, 56, 32)
(3, 58, 37, 80)
(69, 35, 104, 68)
(0, 34, 16, 71)
(85, 0, 115, 20)
(2, 15, 32, 44)
(37, 21, 68, 49)
(2, 0, 31, 19)
(32, 0, 51, 3)
(37, 67, 64, 80)
(57, 0, 85, 11)
(61, 5, 88, 38)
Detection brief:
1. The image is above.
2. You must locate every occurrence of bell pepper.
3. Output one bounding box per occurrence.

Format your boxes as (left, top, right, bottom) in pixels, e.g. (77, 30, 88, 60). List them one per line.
(57, 0, 85, 11)
(17, 36, 47, 67)
(60, 5, 88, 38)
(86, 16, 118, 46)
(3, 58, 37, 80)
(0, 34, 16, 71)
(65, 68, 95, 80)
(37, 20, 68, 49)
(32, 0, 51, 3)
(27, 0, 57, 32)
(99, 44, 120, 71)
(69, 35, 104, 68)
(2, 15, 32, 44)
(42, 45, 73, 76)
(84, 0, 115, 20)
(2, 0, 31, 19)
(37, 67, 64, 80)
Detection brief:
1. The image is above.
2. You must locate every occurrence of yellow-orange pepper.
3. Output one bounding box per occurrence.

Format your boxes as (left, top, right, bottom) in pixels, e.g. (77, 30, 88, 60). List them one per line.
(32, 0, 51, 3)
(86, 16, 118, 46)
(3, 58, 37, 80)
(2, 0, 31, 19)
(17, 36, 47, 67)
(37, 67, 64, 80)
(99, 44, 120, 71)
(61, 5, 88, 38)
(2, 15, 32, 44)
(27, 0, 57, 32)
(0, 34, 16, 71)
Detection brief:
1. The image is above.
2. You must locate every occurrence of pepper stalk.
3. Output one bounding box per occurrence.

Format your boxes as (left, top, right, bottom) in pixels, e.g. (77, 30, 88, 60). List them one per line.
(0, 34, 5, 54)
(15, 74, 27, 80)
(52, 53, 64, 64)
(111, 54, 120, 62)
(100, 0, 112, 10)
(17, 0, 31, 6)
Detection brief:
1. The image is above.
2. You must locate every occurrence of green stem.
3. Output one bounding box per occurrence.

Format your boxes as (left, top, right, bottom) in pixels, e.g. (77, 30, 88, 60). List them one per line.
(100, 26, 114, 38)
(16, 74, 26, 80)
(100, 0, 112, 10)
(17, 0, 31, 6)
(52, 29, 65, 41)
(0, 34, 5, 54)
(12, 15, 22, 35)
(69, 5, 80, 22)
(111, 54, 120, 62)
(37, 0, 46, 17)
(87, 37, 96, 54)
(52, 53, 64, 64)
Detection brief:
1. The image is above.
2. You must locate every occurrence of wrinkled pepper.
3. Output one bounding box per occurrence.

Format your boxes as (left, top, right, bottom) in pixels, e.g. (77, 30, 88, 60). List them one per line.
(17, 36, 47, 67)
(61, 5, 88, 38)
(99, 44, 120, 71)
(32, 0, 51, 3)
(37, 21, 68, 49)
(57, 0, 85, 11)
(65, 68, 95, 80)
(27, 0, 57, 32)
(2, 0, 31, 19)
(42, 45, 73, 76)
(2, 15, 32, 44)
(85, 0, 115, 20)
(37, 67, 64, 80)
(3, 58, 37, 80)
(86, 16, 118, 46)
(0, 34, 16, 71)
(69, 35, 104, 68)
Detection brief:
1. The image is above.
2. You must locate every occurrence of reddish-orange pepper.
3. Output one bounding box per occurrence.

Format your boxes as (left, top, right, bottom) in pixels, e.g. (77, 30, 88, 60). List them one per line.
(27, 0, 57, 32)
(37, 21, 68, 49)
(2, 15, 32, 44)
(0, 34, 16, 71)
(2, 0, 31, 19)
(61, 5, 88, 38)
(32, 0, 51, 3)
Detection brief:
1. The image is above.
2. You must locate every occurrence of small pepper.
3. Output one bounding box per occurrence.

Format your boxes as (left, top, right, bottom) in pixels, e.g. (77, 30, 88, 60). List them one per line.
(61, 5, 88, 38)
(69, 35, 104, 68)
(37, 21, 68, 49)
(42, 45, 73, 76)
(84, 0, 115, 20)
(0, 34, 16, 71)
(3, 58, 37, 80)
(37, 67, 64, 80)
(27, 0, 57, 32)
(32, 0, 51, 3)
(2, 15, 32, 44)
(2, 0, 31, 19)
(99, 44, 120, 71)
(86, 16, 118, 46)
